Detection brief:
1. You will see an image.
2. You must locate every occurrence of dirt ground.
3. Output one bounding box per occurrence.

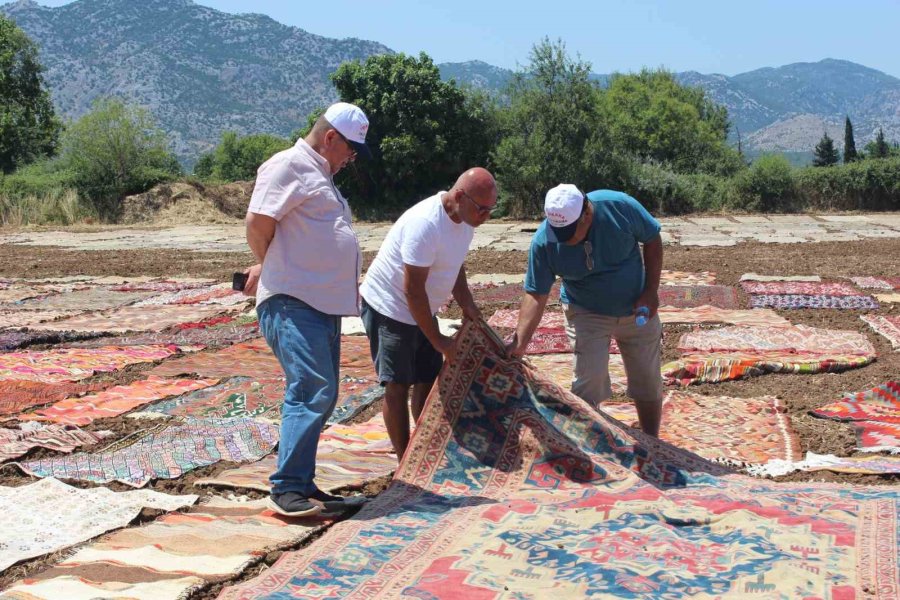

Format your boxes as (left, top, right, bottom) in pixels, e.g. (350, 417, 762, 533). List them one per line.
(0, 232, 898, 593)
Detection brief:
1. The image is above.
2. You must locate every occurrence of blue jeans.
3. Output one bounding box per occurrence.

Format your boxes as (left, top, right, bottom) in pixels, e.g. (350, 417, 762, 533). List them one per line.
(257, 294, 340, 496)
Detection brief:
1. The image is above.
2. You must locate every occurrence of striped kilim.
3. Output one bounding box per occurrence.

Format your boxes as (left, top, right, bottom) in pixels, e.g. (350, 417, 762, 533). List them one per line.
(0, 345, 179, 384)
(811, 382, 900, 453)
(659, 270, 716, 286)
(217, 320, 899, 600)
(0, 423, 112, 462)
(525, 352, 628, 394)
(195, 416, 396, 493)
(599, 391, 801, 466)
(150, 338, 282, 378)
(657, 306, 789, 326)
(19, 376, 219, 426)
(0, 478, 196, 572)
(15, 417, 279, 487)
(861, 314, 900, 350)
(487, 308, 565, 330)
(665, 324, 875, 386)
(1, 497, 324, 600)
(0, 380, 111, 419)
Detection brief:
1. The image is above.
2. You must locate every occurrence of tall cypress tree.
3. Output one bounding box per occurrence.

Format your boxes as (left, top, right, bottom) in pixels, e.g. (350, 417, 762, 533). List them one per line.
(813, 132, 839, 167)
(843, 116, 857, 163)
(872, 127, 890, 158)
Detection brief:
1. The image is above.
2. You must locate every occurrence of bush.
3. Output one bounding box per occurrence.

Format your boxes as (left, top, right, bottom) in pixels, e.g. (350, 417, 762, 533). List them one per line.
(795, 156, 900, 211)
(624, 161, 730, 215)
(194, 131, 291, 182)
(729, 154, 796, 212)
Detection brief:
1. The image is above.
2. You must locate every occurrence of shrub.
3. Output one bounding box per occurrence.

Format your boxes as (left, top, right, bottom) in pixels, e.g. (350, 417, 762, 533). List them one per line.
(729, 154, 796, 212)
(795, 156, 900, 211)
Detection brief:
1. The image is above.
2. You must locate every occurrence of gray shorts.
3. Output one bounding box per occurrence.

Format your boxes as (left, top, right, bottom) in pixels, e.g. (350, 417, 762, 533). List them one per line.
(563, 303, 664, 406)
(360, 299, 443, 386)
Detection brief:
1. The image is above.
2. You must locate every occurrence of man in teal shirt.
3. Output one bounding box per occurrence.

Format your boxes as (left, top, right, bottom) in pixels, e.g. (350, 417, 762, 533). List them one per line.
(508, 184, 664, 436)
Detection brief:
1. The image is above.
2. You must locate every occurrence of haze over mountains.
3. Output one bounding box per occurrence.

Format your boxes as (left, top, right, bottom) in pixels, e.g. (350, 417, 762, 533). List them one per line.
(3, 0, 899, 165)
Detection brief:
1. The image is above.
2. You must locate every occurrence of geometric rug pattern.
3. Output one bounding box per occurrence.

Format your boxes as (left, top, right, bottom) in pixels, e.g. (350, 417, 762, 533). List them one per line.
(811, 382, 900, 453)
(15, 417, 279, 487)
(740, 281, 862, 296)
(217, 319, 898, 600)
(0, 478, 196, 571)
(0, 422, 112, 462)
(599, 391, 801, 466)
(0, 345, 180, 384)
(861, 314, 900, 350)
(749, 294, 879, 310)
(1, 497, 324, 600)
(658, 284, 740, 308)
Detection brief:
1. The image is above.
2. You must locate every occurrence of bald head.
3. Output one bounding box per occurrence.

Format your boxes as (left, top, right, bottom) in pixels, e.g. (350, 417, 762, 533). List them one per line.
(454, 167, 496, 199)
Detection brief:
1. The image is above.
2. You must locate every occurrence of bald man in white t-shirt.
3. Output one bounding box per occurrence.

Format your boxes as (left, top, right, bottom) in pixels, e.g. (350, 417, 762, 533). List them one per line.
(360, 168, 497, 458)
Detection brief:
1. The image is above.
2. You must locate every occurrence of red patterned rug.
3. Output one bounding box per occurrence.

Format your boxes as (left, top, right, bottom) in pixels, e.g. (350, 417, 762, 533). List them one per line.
(811, 382, 900, 452)
(217, 320, 899, 600)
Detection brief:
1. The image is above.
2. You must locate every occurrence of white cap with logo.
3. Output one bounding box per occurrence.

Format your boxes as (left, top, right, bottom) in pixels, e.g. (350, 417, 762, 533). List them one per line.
(323, 102, 372, 159)
(544, 184, 585, 242)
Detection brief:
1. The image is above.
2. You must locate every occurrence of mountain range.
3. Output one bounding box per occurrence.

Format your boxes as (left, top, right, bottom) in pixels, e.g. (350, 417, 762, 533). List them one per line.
(3, 0, 899, 165)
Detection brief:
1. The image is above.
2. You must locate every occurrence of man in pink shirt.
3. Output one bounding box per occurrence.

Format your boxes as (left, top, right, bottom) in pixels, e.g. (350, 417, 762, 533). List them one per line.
(243, 102, 372, 517)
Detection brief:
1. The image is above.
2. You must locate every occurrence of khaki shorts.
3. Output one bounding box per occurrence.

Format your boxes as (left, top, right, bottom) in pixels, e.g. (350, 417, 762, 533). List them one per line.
(562, 303, 664, 407)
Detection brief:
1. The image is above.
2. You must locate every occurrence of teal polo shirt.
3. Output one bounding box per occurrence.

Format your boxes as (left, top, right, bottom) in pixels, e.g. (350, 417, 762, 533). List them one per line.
(524, 190, 661, 317)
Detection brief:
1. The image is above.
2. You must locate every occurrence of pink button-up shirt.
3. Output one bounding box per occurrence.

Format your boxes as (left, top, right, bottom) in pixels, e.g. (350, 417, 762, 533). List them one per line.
(249, 139, 361, 316)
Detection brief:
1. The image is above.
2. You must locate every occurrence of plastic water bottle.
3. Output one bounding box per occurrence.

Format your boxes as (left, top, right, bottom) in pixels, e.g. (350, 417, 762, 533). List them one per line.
(635, 306, 650, 327)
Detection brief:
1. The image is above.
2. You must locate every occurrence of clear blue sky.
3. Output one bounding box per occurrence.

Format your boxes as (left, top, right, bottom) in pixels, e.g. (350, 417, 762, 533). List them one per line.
(36, 0, 900, 78)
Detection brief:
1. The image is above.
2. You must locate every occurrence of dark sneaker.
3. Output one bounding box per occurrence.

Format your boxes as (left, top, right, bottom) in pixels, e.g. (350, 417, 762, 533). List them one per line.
(310, 489, 368, 512)
(267, 492, 322, 517)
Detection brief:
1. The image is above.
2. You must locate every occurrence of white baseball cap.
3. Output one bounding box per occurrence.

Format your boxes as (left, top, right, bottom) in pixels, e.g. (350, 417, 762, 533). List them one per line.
(323, 102, 372, 160)
(544, 184, 585, 242)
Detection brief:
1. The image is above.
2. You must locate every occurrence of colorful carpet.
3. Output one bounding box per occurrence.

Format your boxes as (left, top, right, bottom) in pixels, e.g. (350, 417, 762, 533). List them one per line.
(2, 497, 325, 600)
(740, 273, 821, 282)
(0, 422, 112, 462)
(599, 392, 801, 467)
(522, 328, 572, 355)
(14, 288, 155, 312)
(65, 322, 260, 350)
(524, 350, 628, 394)
(0, 345, 179, 384)
(748, 451, 900, 476)
(740, 281, 861, 296)
(0, 380, 111, 420)
(660, 270, 716, 286)
(665, 325, 876, 386)
(34, 304, 233, 334)
(110, 279, 215, 292)
(0, 329, 103, 351)
(850, 276, 900, 290)
(811, 382, 900, 453)
(149, 338, 282, 378)
(16, 417, 279, 487)
(19, 376, 219, 426)
(0, 286, 46, 303)
(749, 294, 880, 310)
(657, 306, 790, 326)
(487, 308, 565, 330)
(195, 416, 396, 493)
(217, 319, 898, 600)
(0, 478, 196, 571)
(658, 284, 740, 308)
(862, 314, 900, 350)
(328, 374, 384, 425)
(0, 309, 81, 330)
(131, 376, 285, 421)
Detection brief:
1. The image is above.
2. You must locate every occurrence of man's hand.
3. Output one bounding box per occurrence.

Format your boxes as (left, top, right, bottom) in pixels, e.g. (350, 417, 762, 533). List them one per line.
(243, 264, 262, 297)
(634, 288, 659, 318)
(432, 334, 458, 363)
(505, 332, 528, 358)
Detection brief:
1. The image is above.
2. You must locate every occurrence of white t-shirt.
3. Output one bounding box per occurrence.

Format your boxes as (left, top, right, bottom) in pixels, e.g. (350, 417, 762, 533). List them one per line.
(361, 193, 474, 325)
(248, 139, 361, 316)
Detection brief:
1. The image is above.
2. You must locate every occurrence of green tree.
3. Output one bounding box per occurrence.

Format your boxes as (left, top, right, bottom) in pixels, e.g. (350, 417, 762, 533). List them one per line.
(492, 38, 619, 217)
(599, 68, 742, 176)
(194, 131, 290, 181)
(843, 116, 857, 163)
(0, 15, 61, 173)
(60, 98, 181, 217)
(812, 132, 839, 167)
(865, 127, 891, 159)
(330, 52, 498, 212)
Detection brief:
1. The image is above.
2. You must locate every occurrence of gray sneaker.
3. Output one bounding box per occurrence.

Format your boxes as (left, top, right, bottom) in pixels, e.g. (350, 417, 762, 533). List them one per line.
(310, 489, 368, 512)
(267, 492, 322, 517)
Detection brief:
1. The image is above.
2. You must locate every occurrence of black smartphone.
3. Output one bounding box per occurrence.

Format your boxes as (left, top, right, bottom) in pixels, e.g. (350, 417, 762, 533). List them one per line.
(232, 272, 249, 291)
